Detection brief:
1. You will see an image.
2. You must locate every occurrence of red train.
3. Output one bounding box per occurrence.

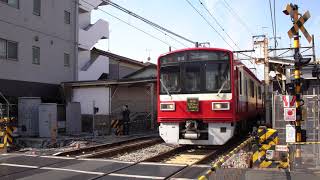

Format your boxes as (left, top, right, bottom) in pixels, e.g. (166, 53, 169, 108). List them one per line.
(157, 48, 264, 145)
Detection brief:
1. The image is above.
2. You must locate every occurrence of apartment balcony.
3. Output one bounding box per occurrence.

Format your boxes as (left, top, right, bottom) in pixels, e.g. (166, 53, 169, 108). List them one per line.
(78, 55, 109, 81)
(79, 0, 108, 13)
(79, 19, 109, 50)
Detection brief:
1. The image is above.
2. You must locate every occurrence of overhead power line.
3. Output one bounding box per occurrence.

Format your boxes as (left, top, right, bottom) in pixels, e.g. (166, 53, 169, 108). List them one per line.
(222, 0, 253, 36)
(105, 0, 196, 46)
(273, 0, 278, 48)
(268, 0, 275, 43)
(81, 0, 177, 49)
(198, 0, 241, 50)
(185, 0, 235, 50)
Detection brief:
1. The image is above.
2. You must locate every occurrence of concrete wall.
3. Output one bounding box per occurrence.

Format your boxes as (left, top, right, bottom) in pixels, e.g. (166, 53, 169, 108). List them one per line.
(78, 54, 109, 81)
(111, 86, 152, 114)
(72, 86, 111, 115)
(0, 0, 77, 84)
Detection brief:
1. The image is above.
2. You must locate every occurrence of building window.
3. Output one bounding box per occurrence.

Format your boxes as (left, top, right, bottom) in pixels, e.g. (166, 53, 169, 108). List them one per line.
(33, 0, 41, 16)
(32, 46, 40, 65)
(0, 0, 19, 8)
(64, 53, 70, 67)
(7, 41, 18, 60)
(0, 38, 6, 59)
(0, 38, 18, 60)
(64, 11, 71, 24)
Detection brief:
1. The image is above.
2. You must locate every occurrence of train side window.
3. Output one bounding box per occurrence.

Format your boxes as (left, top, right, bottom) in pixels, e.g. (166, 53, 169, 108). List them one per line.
(250, 80, 254, 98)
(239, 71, 242, 95)
(244, 78, 249, 98)
(258, 86, 262, 99)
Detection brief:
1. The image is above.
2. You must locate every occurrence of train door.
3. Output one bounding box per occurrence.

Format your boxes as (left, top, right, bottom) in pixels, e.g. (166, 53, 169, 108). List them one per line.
(237, 69, 242, 113)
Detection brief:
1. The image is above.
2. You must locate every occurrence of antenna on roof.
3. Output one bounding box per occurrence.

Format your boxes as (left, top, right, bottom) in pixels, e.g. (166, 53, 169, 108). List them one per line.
(146, 49, 151, 62)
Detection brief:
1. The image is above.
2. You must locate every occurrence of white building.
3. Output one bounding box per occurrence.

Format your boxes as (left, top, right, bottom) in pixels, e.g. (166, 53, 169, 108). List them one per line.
(0, 0, 109, 104)
(77, 0, 109, 81)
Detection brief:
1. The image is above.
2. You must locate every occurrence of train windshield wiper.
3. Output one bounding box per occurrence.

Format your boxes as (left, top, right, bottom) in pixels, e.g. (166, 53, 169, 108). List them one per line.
(217, 79, 228, 97)
(160, 79, 171, 97)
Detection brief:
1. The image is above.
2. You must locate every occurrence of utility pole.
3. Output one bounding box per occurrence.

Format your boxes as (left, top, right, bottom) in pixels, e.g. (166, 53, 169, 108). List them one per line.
(263, 37, 271, 126)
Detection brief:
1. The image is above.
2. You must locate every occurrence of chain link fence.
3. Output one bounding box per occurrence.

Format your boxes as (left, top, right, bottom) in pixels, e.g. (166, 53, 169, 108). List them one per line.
(273, 94, 320, 171)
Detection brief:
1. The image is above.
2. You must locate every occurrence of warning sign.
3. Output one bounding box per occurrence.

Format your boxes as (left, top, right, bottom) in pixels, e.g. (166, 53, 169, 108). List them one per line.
(282, 95, 296, 108)
(275, 145, 289, 152)
(284, 108, 296, 121)
(286, 124, 296, 143)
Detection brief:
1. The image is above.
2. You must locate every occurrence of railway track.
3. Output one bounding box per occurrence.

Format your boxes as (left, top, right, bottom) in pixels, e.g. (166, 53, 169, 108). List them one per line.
(55, 135, 251, 179)
(140, 135, 251, 179)
(55, 136, 162, 157)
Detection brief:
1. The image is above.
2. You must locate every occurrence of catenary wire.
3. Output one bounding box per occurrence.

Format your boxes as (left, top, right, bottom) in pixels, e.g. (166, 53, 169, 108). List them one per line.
(105, 0, 196, 46)
(185, 0, 235, 50)
(199, 0, 241, 50)
(222, 0, 253, 36)
(81, 0, 177, 49)
(268, 0, 276, 46)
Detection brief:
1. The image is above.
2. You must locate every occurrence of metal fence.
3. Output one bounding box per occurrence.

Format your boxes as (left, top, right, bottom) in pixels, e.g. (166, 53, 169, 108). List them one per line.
(272, 94, 320, 144)
(289, 143, 320, 170)
(273, 94, 320, 171)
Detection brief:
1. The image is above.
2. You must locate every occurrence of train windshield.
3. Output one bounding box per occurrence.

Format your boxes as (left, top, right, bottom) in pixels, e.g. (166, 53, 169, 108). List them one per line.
(159, 50, 231, 94)
(160, 66, 180, 93)
(205, 63, 230, 92)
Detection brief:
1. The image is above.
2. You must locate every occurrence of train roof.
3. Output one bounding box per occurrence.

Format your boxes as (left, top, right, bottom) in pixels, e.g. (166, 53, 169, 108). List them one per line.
(158, 47, 233, 58)
(233, 60, 263, 84)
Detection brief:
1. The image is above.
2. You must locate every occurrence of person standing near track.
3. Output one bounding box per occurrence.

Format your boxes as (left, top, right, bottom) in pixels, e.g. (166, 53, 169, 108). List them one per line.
(121, 105, 130, 135)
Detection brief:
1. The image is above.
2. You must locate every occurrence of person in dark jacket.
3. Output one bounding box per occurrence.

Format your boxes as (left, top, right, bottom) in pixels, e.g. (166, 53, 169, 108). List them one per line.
(122, 105, 130, 135)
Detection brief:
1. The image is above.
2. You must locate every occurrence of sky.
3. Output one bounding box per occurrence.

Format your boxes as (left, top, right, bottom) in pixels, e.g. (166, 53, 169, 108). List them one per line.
(91, 0, 320, 79)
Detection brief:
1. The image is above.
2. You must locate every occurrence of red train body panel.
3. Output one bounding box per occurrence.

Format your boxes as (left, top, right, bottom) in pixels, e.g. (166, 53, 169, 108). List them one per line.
(157, 48, 264, 145)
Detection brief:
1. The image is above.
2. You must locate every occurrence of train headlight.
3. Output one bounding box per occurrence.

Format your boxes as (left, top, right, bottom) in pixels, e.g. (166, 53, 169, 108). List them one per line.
(160, 102, 175, 111)
(212, 102, 230, 110)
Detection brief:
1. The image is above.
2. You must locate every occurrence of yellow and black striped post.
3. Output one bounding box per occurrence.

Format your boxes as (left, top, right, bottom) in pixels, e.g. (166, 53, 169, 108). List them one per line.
(111, 119, 123, 136)
(0, 118, 15, 151)
(251, 127, 288, 168)
(283, 3, 313, 164)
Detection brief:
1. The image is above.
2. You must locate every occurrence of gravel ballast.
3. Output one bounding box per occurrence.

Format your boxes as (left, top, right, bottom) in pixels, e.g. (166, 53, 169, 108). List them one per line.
(112, 143, 175, 162)
(221, 150, 252, 168)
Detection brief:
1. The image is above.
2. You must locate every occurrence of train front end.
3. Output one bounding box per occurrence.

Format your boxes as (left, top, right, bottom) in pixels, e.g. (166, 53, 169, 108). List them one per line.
(157, 48, 235, 145)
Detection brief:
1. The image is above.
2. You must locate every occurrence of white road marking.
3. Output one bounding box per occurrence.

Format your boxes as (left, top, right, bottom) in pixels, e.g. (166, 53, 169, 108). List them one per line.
(0, 153, 38, 157)
(40, 167, 105, 175)
(109, 173, 165, 179)
(23, 154, 39, 157)
(139, 162, 186, 167)
(40, 155, 75, 160)
(0, 163, 39, 169)
(190, 164, 211, 168)
(170, 178, 197, 180)
(79, 158, 133, 164)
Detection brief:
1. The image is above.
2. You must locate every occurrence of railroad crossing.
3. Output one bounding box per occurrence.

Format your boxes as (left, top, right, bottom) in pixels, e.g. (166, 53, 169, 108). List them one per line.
(1, 1, 320, 180)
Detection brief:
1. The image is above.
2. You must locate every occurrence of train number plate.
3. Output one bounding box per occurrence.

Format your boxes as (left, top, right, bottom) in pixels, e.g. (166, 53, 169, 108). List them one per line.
(187, 98, 199, 112)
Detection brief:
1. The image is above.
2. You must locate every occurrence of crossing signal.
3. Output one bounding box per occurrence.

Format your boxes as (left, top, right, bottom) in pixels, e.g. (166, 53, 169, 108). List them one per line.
(283, 4, 312, 43)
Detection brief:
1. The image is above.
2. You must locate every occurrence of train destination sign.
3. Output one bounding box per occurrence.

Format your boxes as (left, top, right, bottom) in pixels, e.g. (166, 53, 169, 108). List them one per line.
(187, 98, 199, 112)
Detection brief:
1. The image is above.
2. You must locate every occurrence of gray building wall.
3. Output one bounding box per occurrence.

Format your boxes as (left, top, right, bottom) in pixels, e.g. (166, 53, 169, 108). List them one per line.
(0, 1, 77, 88)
